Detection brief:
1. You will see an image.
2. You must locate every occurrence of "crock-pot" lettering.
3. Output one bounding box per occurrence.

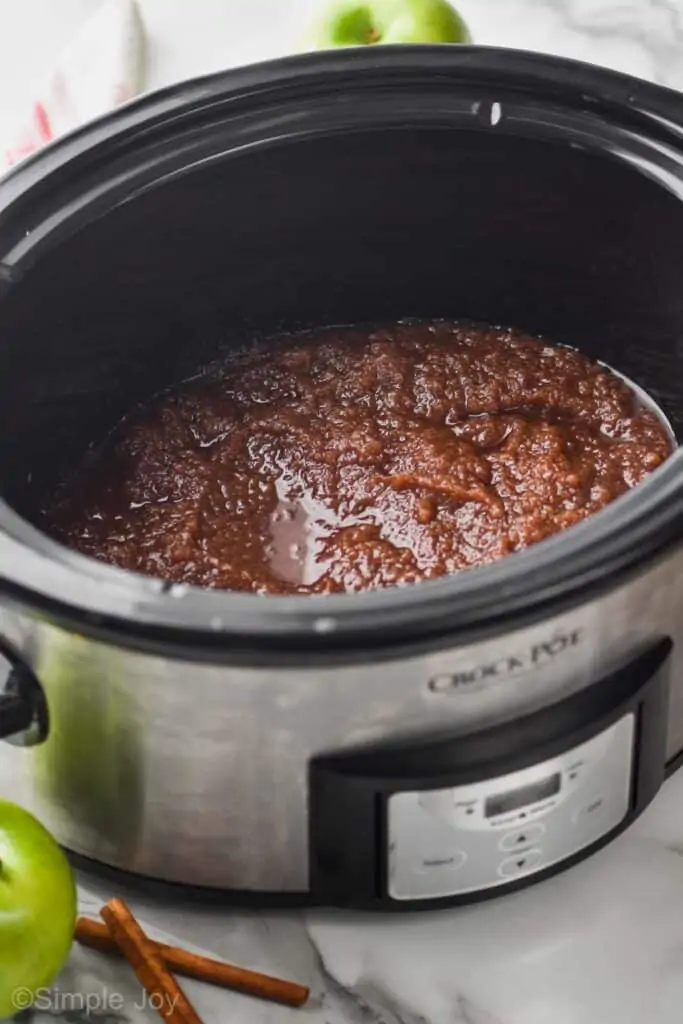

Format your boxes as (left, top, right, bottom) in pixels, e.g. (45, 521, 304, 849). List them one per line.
(428, 629, 583, 692)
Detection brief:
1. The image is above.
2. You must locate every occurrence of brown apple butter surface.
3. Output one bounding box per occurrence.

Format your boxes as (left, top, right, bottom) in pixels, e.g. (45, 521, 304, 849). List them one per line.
(45, 321, 674, 595)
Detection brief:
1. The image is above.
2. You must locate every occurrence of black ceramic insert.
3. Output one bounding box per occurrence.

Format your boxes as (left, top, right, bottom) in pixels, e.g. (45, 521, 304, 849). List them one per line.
(0, 48, 681, 657)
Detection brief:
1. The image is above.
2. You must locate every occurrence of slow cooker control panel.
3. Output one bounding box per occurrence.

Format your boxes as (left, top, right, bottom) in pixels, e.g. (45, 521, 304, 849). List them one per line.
(387, 713, 633, 900)
(310, 639, 671, 909)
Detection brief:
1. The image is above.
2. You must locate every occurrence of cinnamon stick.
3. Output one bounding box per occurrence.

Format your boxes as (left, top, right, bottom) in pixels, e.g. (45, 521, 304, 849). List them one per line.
(99, 899, 202, 1024)
(76, 916, 310, 1008)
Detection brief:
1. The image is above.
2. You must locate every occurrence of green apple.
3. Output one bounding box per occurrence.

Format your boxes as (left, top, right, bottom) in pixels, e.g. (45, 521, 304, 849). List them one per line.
(0, 799, 76, 1018)
(298, 0, 472, 50)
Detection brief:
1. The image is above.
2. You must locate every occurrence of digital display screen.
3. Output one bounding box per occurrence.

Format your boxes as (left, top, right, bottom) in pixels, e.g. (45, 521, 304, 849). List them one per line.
(484, 773, 561, 818)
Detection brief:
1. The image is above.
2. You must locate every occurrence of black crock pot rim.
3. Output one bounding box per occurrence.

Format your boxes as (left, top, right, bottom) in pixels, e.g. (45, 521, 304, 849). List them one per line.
(0, 42, 679, 206)
(1, 44, 683, 657)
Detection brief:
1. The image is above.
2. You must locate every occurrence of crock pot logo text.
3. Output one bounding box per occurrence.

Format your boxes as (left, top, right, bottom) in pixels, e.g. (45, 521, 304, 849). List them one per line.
(429, 630, 583, 692)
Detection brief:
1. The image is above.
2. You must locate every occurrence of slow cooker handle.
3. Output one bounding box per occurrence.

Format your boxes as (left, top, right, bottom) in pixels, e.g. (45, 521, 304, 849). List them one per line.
(0, 661, 48, 747)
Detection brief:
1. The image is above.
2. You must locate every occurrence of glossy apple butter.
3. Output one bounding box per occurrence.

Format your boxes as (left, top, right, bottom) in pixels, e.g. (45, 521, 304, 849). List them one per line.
(44, 320, 674, 595)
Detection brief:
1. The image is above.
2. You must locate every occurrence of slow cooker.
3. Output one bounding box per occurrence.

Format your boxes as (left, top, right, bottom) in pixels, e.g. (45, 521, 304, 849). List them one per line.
(1, 45, 683, 910)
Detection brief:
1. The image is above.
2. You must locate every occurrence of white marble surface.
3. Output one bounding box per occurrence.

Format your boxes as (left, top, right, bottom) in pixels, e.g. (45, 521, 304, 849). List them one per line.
(3, 0, 683, 1022)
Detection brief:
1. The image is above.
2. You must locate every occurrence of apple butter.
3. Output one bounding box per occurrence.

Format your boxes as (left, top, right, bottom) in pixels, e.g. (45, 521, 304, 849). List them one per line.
(45, 321, 674, 595)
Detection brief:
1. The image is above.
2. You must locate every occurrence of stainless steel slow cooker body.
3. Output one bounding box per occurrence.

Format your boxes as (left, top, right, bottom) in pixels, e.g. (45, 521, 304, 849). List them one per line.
(1, 47, 683, 907)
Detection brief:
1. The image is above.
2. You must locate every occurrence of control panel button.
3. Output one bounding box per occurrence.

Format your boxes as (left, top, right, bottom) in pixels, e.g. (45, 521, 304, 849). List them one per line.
(415, 850, 467, 875)
(498, 849, 543, 879)
(572, 795, 606, 826)
(499, 824, 545, 852)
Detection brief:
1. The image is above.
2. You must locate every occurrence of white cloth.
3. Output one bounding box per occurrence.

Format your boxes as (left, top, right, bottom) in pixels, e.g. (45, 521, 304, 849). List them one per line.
(3, 0, 146, 168)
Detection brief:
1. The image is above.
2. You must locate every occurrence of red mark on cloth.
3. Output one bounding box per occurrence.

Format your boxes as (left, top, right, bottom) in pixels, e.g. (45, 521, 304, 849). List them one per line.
(33, 102, 53, 143)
